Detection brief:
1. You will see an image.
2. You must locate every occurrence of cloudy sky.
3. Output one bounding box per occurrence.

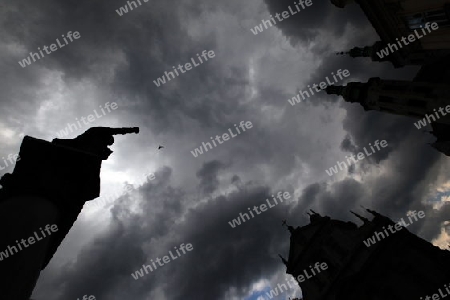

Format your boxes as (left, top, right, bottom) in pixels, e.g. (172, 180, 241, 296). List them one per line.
(1, 0, 450, 299)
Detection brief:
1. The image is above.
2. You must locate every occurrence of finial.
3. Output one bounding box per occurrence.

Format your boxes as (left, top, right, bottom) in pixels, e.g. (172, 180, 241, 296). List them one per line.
(282, 219, 295, 234)
(309, 209, 323, 223)
(363, 206, 381, 217)
(350, 210, 369, 223)
(278, 254, 288, 266)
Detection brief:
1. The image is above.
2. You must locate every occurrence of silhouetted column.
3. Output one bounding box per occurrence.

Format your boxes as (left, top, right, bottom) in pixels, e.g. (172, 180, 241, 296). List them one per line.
(0, 196, 60, 300)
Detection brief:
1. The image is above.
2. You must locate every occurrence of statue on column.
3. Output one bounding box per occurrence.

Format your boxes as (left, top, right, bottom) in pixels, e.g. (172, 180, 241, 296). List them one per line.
(0, 127, 139, 300)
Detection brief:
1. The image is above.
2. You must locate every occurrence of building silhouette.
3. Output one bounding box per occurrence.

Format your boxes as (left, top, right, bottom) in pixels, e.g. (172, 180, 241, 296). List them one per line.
(328, 0, 450, 156)
(333, 0, 450, 68)
(326, 78, 450, 124)
(0, 127, 139, 300)
(279, 210, 450, 300)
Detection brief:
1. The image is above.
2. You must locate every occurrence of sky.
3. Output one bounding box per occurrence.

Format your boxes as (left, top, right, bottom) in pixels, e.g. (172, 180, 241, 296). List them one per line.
(1, 0, 450, 299)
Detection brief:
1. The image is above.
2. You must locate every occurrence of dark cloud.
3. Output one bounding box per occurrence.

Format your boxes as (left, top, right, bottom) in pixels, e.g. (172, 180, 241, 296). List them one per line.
(37, 167, 295, 299)
(263, 0, 370, 45)
(196, 160, 227, 194)
(1, 0, 449, 299)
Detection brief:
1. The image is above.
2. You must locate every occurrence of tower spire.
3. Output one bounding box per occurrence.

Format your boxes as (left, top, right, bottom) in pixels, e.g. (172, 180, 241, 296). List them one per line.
(336, 42, 386, 61)
(282, 220, 295, 234)
(336, 46, 370, 58)
(278, 254, 288, 266)
(326, 79, 377, 107)
(364, 207, 381, 217)
(336, 51, 349, 56)
(350, 210, 369, 223)
(308, 209, 323, 223)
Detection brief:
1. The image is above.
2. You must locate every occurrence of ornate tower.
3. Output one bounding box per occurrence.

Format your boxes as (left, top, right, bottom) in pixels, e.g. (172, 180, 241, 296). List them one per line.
(336, 41, 417, 68)
(336, 42, 383, 60)
(281, 210, 450, 300)
(326, 77, 450, 125)
(330, 0, 450, 155)
(331, 0, 450, 67)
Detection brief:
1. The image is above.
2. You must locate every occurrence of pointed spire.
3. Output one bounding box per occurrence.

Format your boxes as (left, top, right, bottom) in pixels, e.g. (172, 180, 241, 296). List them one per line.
(282, 220, 295, 234)
(309, 209, 323, 223)
(336, 43, 381, 59)
(326, 80, 375, 106)
(336, 51, 349, 56)
(364, 207, 381, 217)
(278, 254, 288, 266)
(350, 210, 369, 223)
(348, 46, 372, 58)
(336, 47, 365, 57)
